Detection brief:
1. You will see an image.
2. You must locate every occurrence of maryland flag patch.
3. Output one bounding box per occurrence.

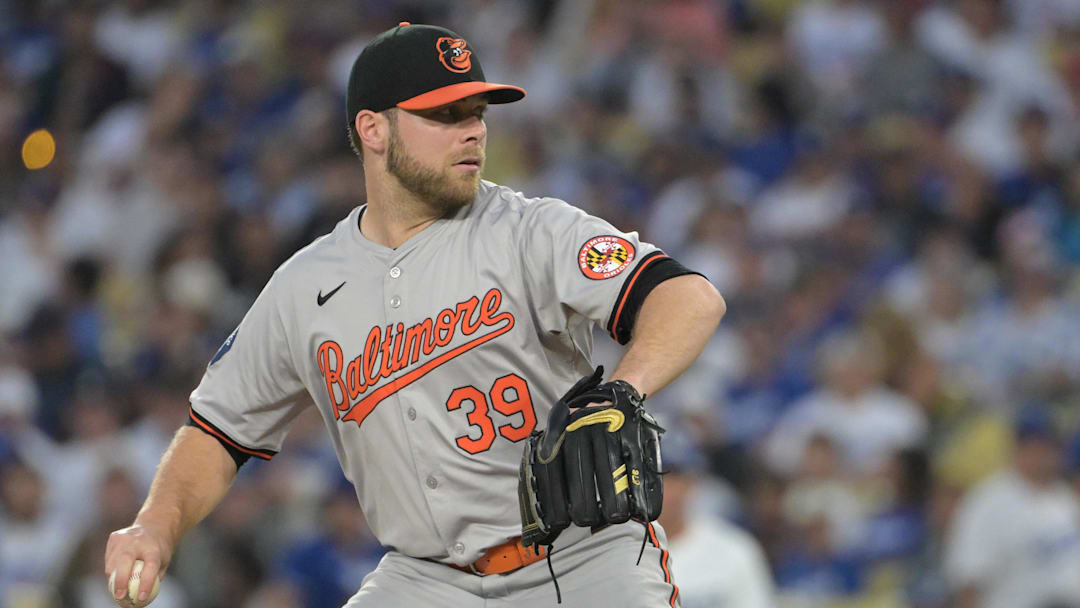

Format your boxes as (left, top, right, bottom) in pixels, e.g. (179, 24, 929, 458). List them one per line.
(579, 236, 636, 280)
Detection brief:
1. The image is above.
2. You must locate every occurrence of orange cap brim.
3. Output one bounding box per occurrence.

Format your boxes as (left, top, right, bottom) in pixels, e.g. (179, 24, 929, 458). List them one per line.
(396, 81, 526, 110)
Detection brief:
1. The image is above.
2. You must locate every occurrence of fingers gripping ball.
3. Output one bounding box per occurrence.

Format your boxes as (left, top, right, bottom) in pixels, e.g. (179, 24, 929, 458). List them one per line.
(109, 560, 160, 608)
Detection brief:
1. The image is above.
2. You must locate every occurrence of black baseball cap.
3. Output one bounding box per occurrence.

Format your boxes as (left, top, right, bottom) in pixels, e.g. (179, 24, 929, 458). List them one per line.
(346, 22, 525, 124)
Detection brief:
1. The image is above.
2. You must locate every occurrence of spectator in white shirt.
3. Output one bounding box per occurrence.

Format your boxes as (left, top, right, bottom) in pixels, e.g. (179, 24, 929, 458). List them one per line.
(945, 408, 1080, 608)
(0, 457, 80, 606)
(660, 442, 775, 608)
(749, 134, 858, 243)
(765, 329, 928, 476)
(782, 435, 867, 553)
(955, 210, 1080, 408)
(787, 0, 887, 101)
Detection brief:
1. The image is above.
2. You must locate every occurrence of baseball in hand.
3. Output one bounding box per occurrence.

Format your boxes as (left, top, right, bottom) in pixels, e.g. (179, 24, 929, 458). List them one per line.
(109, 560, 161, 608)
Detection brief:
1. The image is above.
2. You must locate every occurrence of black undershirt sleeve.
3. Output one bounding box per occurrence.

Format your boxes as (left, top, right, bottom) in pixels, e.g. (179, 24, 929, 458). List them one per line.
(605, 251, 705, 345)
(186, 409, 278, 470)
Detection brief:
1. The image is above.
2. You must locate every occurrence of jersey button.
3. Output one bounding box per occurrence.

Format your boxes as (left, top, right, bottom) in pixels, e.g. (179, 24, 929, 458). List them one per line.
(390, 295, 401, 308)
(426, 475, 438, 489)
(407, 407, 416, 421)
(389, 266, 401, 278)
(453, 542, 465, 554)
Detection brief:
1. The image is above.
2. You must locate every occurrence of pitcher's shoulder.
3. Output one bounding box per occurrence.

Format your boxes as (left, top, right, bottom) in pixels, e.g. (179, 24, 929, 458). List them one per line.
(474, 180, 579, 225)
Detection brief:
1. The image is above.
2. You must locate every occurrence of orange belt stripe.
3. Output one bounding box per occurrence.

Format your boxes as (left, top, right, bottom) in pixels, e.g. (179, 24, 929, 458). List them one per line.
(448, 537, 546, 575)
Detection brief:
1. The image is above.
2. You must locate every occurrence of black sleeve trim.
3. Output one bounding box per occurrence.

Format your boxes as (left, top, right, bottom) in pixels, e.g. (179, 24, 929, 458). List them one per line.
(606, 252, 704, 345)
(187, 407, 277, 470)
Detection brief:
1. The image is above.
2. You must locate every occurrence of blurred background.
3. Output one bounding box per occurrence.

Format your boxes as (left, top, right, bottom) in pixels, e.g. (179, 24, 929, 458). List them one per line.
(2, 0, 1080, 607)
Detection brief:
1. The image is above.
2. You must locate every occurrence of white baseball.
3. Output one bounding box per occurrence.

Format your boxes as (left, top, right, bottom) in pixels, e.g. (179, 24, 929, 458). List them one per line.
(109, 559, 161, 608)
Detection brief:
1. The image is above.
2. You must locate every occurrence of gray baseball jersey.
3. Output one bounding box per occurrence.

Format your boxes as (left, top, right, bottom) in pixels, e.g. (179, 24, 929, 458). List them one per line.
(188, 180, 674, 566)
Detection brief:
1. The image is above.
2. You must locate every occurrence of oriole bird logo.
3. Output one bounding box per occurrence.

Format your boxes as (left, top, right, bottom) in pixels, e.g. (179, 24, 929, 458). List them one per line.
(437, 37, 472, 73)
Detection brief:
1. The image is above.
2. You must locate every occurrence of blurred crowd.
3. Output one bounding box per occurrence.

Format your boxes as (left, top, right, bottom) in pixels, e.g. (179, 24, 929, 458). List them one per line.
(1, 0, 1080, 607)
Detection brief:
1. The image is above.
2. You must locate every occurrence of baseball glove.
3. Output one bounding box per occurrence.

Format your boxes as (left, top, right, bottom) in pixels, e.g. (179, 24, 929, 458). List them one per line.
(519, 366, 665, 549)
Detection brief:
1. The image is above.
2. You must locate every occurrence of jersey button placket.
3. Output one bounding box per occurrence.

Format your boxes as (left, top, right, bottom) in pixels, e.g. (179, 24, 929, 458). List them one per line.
(385, 265, 402, 310)
(425, 475, 438, 490)
(407, 407, 416, 421)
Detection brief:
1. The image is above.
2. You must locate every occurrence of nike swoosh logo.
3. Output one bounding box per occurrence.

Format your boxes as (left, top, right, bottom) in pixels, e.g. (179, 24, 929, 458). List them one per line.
(317, 281, 346, 306)
(567, 409, 624, 432)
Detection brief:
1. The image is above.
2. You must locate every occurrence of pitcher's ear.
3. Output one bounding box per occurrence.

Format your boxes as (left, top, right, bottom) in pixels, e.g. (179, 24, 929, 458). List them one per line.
(355, 110, 389, 155)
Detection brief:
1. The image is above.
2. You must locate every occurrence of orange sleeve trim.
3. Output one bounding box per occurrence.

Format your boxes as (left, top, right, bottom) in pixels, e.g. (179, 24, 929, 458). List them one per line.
(647, 523, 680, 607)
(188, 407, 275, 460)
(607, 253, 669, 340)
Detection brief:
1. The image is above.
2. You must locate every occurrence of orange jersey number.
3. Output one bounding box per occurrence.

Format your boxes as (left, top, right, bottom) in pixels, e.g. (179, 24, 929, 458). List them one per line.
(445, 373, 535, 454)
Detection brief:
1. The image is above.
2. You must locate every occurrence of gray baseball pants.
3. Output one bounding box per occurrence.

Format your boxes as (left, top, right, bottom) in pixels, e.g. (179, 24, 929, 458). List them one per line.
(344, 521, 680, 607)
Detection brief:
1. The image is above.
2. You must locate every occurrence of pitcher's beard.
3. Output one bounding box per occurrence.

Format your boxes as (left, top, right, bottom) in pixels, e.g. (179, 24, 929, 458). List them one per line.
(387, 130, 481, 216)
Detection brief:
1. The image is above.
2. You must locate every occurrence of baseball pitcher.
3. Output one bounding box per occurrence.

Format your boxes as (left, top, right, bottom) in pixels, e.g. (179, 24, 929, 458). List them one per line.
(105, 22, 726, 607)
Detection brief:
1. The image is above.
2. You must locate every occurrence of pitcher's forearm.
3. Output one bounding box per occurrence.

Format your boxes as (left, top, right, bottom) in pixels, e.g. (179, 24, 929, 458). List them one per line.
(134, 426, 238, 547)
(610, 274, 726, 397)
